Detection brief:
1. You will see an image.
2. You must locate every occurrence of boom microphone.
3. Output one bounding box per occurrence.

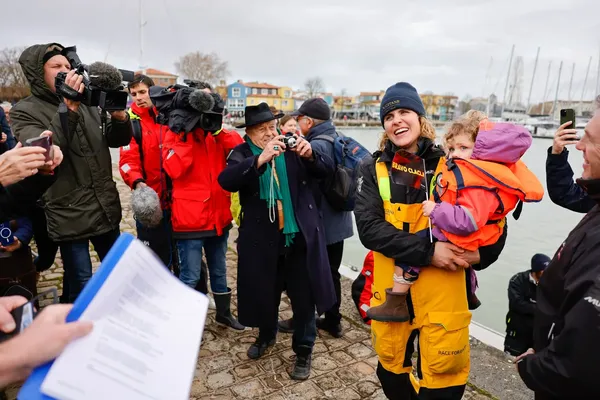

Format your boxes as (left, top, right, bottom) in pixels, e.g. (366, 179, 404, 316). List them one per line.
(189, 90, 215, 113)
(132, 185, 163, 228)
(88, 61, 123, 90)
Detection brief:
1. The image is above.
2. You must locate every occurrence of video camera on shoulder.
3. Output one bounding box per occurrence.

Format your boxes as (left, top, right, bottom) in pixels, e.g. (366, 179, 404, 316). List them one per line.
(54, 46, 135, 111)
(150, 81, 225, 134)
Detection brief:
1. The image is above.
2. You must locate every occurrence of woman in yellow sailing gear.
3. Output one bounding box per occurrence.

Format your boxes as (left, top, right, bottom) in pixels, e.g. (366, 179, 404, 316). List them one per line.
(368, 111, 544, 324)
(354, 82, 507, 399)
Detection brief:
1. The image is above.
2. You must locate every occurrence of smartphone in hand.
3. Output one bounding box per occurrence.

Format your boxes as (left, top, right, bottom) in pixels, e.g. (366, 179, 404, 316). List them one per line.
(24, 136, 53, 162)
(560, 109, 579, 142)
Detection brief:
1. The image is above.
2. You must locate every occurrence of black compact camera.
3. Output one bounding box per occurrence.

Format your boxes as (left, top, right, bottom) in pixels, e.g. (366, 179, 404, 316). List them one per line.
(54, 46, 135, 111)
(282, 132, 298, 149)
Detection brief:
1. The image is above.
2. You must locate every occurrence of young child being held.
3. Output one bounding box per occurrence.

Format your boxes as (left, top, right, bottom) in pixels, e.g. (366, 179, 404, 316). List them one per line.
(367, 111, 544, 323)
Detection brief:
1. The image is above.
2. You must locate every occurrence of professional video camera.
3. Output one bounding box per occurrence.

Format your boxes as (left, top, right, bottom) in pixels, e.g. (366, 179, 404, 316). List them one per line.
(54, 46, 135, 112)
(183, 79, 212, 90)
(150, 81, 225, 134)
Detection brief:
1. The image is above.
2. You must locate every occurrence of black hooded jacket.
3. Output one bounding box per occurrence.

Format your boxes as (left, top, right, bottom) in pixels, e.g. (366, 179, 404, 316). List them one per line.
(518, 178, 600, 399)
(9, 43, 132, 241)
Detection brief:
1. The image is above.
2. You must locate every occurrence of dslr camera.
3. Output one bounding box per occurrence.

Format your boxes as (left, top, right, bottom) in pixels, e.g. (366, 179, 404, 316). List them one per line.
(54, 46, 135, 111)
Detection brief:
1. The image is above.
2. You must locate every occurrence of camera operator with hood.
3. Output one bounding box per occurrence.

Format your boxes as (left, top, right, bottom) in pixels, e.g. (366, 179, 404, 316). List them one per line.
(10, 43, 133, 303)
(155, 83, 244, 330)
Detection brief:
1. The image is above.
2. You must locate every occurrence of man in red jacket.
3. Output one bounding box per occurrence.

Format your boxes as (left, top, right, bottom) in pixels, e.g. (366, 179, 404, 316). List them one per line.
(162, 88, 244, 330)
(119, 75, 174, 267)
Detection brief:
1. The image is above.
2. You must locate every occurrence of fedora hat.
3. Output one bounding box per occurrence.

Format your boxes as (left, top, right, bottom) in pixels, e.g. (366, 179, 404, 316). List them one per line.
(237, 102, 284, 128)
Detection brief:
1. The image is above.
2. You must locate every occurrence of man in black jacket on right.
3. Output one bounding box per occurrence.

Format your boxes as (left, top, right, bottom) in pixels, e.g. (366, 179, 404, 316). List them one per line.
(517, 110, 600, 399)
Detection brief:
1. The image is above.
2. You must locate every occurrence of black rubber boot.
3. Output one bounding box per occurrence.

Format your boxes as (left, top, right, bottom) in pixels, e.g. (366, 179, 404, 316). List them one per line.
(214, 288, 245, 330)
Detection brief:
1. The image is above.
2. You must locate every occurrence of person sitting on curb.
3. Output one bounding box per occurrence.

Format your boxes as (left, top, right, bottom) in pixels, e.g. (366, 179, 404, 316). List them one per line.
(504, 253, 550, 357)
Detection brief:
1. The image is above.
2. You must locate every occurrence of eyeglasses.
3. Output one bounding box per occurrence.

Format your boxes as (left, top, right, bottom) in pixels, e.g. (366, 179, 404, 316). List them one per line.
(296, 116, 312, 124)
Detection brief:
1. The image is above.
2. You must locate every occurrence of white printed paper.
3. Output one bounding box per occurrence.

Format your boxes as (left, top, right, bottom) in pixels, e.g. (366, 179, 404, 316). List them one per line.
(41, 239, 208, 400)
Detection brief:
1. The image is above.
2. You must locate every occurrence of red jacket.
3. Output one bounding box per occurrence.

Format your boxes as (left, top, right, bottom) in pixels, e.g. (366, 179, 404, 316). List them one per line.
(162, 128, 243, 236)
(119, 103, 169, 205)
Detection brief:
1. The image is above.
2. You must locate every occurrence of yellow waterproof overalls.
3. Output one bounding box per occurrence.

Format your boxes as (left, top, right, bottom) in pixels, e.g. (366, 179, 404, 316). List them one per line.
(371, 159, 472, 393)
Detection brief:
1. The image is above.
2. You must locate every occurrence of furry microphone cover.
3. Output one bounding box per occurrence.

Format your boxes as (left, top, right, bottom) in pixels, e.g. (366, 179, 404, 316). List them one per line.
(132, 185, 163, 228)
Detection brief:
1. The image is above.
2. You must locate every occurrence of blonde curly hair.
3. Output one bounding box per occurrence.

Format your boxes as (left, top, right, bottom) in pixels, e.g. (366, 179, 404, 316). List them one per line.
(443, 110, 487, 147)
(378, 116, 436, 151)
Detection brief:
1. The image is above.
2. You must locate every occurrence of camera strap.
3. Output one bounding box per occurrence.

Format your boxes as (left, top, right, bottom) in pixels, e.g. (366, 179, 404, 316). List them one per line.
(58, 102, 70, 138)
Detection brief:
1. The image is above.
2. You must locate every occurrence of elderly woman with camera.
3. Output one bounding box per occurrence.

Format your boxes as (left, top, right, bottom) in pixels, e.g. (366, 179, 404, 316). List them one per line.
(218, 103, 335, 381)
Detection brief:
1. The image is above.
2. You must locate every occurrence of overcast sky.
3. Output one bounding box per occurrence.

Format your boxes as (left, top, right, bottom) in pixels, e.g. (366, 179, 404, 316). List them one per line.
(3, 0, 600, 103)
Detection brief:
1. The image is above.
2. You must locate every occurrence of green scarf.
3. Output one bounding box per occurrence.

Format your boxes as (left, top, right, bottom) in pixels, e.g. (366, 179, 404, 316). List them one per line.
(246, 136, 299, 246)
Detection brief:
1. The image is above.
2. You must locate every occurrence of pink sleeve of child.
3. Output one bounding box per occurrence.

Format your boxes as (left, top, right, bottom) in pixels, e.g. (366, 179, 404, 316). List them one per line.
(430, 188, 500, 236)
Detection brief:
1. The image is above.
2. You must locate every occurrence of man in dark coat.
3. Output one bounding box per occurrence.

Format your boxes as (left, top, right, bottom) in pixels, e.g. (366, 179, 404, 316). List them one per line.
(218, 103, 335, 381)
(276, 98, 354, 338)
(517, 110, 600, 399)
(10, 43, 132, 302)
(504, 254, 550, 356)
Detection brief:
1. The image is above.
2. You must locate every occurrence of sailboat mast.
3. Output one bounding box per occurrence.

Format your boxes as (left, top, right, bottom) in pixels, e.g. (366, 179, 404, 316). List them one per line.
(552, 61, 563, 120)
(526, 47, 540, 114)
(139, 0, 145, 70)
(502, 44, 515, 118)
(580, 56, 593, 115)
(541, 61, 552, 115)
(568, 63, 575, 101)
(596, 45, 600, 98)
(485, 57, 493, 114)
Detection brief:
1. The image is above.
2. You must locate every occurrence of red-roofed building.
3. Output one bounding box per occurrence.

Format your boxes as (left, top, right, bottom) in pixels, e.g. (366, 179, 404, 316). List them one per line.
(136, 68, 178, 87)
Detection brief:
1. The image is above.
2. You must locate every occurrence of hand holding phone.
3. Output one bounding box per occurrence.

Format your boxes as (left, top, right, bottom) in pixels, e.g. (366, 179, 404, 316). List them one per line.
(24, 135, 53, 162)
(552, 112, 580, 155)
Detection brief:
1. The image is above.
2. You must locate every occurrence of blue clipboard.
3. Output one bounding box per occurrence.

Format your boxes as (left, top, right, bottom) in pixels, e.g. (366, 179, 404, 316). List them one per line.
(18, 233, 135, 400)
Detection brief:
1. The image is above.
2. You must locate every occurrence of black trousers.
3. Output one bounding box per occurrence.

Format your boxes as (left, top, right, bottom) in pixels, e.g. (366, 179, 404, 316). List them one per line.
(377, 363, 466, 400)
(136, 210, 175, 268)
(31, 206, 59, 272)
(324, 240, 344, 324)
(260, 236, 316, 356)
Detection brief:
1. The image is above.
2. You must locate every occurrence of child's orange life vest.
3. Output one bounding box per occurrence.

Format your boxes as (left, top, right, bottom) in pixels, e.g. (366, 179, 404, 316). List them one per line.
(433, 157, 544, 251)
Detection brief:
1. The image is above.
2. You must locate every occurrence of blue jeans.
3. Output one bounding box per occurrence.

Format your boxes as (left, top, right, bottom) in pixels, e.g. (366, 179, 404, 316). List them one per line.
(177, 232, 229, 294)
(60, 229, 120, 303)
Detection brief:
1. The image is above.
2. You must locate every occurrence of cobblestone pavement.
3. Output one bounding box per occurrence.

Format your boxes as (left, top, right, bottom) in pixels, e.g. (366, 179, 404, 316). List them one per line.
(6, 166, 494, 400)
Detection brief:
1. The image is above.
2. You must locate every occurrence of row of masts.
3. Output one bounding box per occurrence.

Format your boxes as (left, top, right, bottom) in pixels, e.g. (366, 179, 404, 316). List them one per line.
(491, 44, 600, 117)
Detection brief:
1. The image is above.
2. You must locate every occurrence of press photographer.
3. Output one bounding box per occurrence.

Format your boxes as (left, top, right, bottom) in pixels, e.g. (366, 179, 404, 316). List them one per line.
(10, 43, 133, 303)
(152, 82, 244, 330)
